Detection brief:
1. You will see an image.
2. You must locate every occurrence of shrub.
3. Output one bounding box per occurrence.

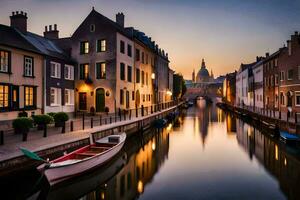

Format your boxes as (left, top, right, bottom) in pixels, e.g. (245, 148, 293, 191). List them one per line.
(32, 114, 53, 126)
(54, 112, 69, 123)
(47, 112, 56, 118)
(18, 111, 28, 118)
(13, 117, 33, 141)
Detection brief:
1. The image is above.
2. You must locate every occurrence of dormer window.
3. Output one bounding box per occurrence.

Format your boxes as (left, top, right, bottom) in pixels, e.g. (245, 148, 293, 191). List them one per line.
(90, 24, 95, 32)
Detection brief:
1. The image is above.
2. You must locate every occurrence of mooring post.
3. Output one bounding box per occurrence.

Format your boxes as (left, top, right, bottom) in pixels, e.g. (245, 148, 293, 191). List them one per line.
(43, 125, 47, 137)
(136, 106, 138, 118)
(151, 105, 153, 114)
(124, 110, 126, 120)
(100, 115, 102, 126)
(279, 111, 281, 120)
(61, 122, 65, 134)
(129, 110, 132, 120)
(142, 105, 144, 117)
(91, 117, 94, 128)
(0, 130, 3, 145)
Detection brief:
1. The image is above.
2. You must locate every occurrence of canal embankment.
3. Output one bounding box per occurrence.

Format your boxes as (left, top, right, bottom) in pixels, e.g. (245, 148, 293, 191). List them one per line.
(0, 102, 183, 176)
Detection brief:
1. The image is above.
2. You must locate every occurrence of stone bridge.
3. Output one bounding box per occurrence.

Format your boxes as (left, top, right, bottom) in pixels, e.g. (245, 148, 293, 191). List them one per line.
(184, 82, 223, 101)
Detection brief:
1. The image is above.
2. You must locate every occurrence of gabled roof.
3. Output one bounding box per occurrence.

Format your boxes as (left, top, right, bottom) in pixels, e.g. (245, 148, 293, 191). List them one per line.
(72, 9, 132, 39)
(0, 24, 41, 54)
(263, 48, 284, 63)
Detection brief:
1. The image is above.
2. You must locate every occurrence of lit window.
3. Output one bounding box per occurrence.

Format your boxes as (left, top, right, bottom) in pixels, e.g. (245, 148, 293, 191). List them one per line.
(80, 41, 89, 54)
(0, 50, 10, 73)
(80, 64, 89, 80)
(24, 56, 33, 77)
(0, 84, 9, 109)
(25, 86, 35, 107)
(96, 62, 106, 79)
(64, 65, 74, 80)
(97, 39, 106, 52)
(50, 62, 61, 78)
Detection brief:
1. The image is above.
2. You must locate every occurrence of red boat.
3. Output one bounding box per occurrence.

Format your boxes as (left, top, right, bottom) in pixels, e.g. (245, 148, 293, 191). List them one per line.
(37, 133, 126, 185)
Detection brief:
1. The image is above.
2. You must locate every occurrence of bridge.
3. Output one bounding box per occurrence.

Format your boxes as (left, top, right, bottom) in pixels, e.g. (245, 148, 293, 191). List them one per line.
(184, 82, 223, 101)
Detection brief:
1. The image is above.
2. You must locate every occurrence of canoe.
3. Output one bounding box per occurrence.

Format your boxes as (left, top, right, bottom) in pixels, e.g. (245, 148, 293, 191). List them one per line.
(280, 131, 300, 145)
(37, 133, 126, 185)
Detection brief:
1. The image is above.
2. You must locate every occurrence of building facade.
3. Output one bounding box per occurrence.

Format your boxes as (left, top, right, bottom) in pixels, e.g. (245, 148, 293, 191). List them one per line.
(278, 32, 300, 117)
(252, 59, 264, 112)
(222, 72, 236, 106)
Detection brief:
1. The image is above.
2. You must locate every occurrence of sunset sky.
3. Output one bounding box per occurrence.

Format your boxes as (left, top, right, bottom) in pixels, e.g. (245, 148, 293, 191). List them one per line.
(1, 0, 300, 79)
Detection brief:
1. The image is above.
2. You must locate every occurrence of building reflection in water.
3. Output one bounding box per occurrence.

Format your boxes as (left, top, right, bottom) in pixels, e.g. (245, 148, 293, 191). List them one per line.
(236, 119, 300, 200)
(194, 99, 225, 147)
(79, 127, 170, 200)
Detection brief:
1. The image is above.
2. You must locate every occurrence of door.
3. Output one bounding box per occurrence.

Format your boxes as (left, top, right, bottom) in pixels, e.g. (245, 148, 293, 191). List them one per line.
(126, 91, 129, 109)
(79, 92, 87, 110)
(96, 88, 105, 112)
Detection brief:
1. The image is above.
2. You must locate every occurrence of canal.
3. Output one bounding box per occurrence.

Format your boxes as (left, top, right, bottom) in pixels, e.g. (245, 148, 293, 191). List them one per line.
(3, 100, 300, 200)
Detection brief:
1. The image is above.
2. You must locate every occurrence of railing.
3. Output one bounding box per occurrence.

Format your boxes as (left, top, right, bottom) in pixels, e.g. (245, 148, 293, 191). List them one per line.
(0, 100, 181, 145)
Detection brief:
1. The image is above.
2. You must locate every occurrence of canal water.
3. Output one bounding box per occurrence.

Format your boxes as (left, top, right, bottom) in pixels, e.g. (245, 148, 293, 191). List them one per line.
(3, 100, 300, 200)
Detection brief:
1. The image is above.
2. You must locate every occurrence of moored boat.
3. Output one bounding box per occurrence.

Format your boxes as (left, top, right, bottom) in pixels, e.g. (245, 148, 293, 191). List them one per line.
(37, 133, 126, 185)
(280, 131, 300, 145)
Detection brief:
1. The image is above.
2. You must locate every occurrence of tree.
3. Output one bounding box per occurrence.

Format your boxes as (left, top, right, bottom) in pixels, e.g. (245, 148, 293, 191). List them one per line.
(173, 73, 186, 99)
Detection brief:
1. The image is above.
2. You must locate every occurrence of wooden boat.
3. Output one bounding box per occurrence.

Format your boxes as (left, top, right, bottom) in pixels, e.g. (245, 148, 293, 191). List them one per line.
(280, 131, 300, 145)
(37, 133, 126, 185)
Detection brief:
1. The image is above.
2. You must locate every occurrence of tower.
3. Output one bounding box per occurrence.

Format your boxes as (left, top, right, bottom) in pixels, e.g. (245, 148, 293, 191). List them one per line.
(192, 69, 195, 83)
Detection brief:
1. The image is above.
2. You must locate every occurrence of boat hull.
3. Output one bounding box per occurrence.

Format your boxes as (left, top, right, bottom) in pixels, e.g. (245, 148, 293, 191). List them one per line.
(41, 138, 125, 185)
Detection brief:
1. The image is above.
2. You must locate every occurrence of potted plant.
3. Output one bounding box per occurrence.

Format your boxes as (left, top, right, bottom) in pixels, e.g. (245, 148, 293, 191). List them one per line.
(54, 112, 69, 127)
(12, 117, 33, 141)
(32, 114, 54, 130)
(47, 112, 56, 118)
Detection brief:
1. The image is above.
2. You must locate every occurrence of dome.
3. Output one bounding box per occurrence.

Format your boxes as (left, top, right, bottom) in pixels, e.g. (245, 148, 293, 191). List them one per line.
(195, 58, 211, 83)
(198, 67, 209, 77)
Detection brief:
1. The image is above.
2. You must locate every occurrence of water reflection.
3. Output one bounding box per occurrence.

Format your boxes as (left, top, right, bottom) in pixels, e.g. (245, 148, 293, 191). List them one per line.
(4, 99, 300, 200)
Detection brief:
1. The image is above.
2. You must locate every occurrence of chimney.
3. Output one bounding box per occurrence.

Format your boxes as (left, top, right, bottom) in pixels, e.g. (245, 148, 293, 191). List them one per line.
(116, 12, 124, 27)
(10, 11, 28, 32)
(43, 24, 59, 39)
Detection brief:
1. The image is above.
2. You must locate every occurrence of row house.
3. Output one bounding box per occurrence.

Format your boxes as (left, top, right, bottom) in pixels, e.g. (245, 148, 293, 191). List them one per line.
(0, 11, 76, 122)
(222, 72, 236, 106)
(252, 58, 264, 112)
(263, 51, 280, 116)
(278, 32, 300, 118)
(58, 8, 173, 114)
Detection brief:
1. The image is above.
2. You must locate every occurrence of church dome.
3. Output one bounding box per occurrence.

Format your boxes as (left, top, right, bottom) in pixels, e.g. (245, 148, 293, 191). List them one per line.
(198, 67, 209, 77)
(196, 58, 211, 83)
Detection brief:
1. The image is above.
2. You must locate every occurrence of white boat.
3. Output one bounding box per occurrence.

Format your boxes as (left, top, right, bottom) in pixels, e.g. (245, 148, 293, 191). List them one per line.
(37, 133, 126, 185)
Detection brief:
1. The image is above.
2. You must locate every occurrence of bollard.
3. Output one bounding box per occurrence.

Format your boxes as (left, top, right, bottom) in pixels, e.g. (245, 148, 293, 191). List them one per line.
(151, 106, 153, 114)
(70, 121, 74, 132)
(100, 115, 102, 126)
(82, 113, 85, 130)
(124, 110, 126, 120)
(91, 118, 94, 128)
(142, 105, 144, 117)
(43, 125, 47, 137)
(61, 122, 65, 134)
(129, 110, 132, 120)
(136, 106, 138, 118)
(0, 130, 4, 145)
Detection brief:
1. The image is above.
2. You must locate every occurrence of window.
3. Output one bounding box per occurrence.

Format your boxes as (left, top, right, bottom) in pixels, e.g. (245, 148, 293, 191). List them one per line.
(132, 91, 135, 101)
(80, 41, 89, 54)
(96, 39, 106, 52)
(120, 63, 125, 80)
(275, 74, 279, 85)
(275, 59, 278, 67)
(127, 66, 132, 82)
(288, 69, 293, 80)
(24, 86, 35, 108)
(142, 52, 145, 64)
(65, 89, 74, 105)
(280, 92, 285, 105)
(120, 40, 125, 54)
(295, 92, 300, 106)
(90, 24, 95, 32)
(146, 54, 148, 64)
(136, 49, 140, 61)
(24, 56, 33, 77)
(50, 87, 61, 106)
(127, 44, 132, 57)
(64, 65, 74, 80)
(0, 50, 10, 73)
(79, 64, 89, 80)
(141, 71, 145, 85)
(136, 68, 140, 83)
(50, 62, 61, 78)
(96, 62, 106, 79)
(270, 75, 273, 86)
(0, 84, 9, 109)
(120, 89, 124, 105)
(280, 71, 285, 81)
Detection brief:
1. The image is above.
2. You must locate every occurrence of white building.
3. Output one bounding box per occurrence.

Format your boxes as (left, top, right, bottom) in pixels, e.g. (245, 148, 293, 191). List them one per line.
(252, 60, 264, 112)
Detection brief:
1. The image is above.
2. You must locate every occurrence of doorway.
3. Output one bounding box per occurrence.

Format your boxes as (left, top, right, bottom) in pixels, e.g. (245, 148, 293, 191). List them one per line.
(96, 88, 105, 112)
(79, 92, 87, 110)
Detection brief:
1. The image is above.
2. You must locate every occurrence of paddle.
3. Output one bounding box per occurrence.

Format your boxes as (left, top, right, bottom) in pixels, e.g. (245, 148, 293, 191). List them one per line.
(20, 148, 48, 162)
